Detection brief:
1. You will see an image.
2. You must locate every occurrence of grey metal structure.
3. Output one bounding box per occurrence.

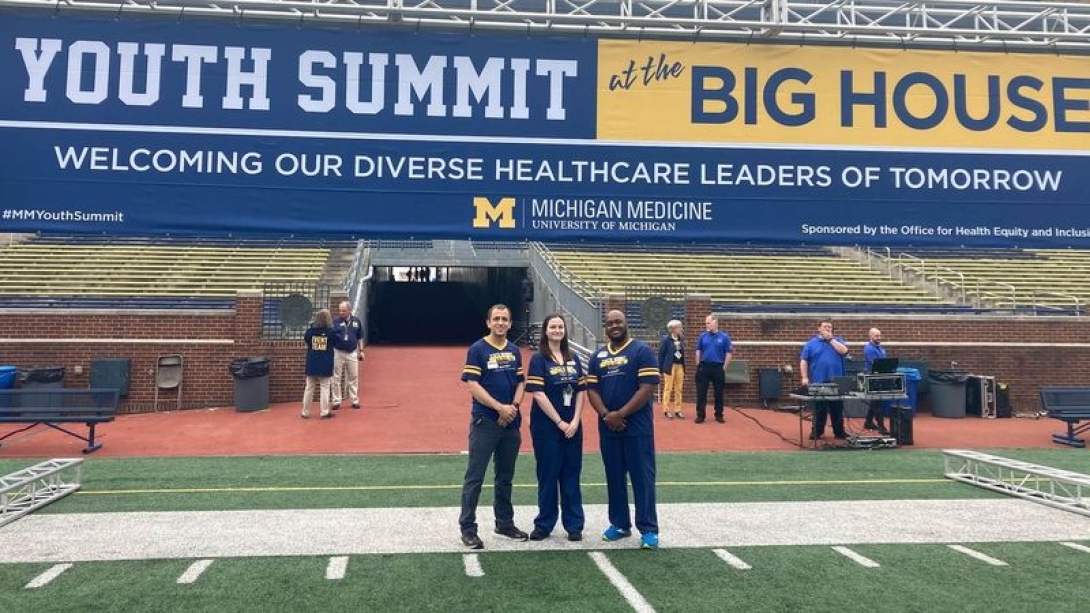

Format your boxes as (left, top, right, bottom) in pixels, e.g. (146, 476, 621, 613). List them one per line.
(0, 458, 83, 528)
(2, 1, 1089, 51)
(943, 449, 1090, 518)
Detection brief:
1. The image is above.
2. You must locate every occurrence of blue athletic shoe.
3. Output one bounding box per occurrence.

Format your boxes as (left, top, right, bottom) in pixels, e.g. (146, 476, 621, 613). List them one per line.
(602, 526, 632, 541)
(641, 533, 660, 550)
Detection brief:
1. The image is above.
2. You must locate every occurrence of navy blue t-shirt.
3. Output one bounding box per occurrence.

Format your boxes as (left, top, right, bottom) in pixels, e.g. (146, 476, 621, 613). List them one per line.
(525, 352, 586, 438)
(588, 338, 660, 438)
(461, 337, 524, 429)
(304, 326, 336, 377)
(332, 316, 364, 352)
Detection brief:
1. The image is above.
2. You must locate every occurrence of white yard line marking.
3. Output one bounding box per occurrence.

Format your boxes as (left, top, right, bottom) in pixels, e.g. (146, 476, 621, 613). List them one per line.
(589, 551, 656, 613)
(177, 559, 215, 584)
(463, 554, 484, 578)
(1059, 541, 1090, 553)
(25, 563, 72, 589)
(712, 548, 752, 570)
(326, 556, 349, 580)
(948, 545, 1007, 566)
(832, 546, 880, 568)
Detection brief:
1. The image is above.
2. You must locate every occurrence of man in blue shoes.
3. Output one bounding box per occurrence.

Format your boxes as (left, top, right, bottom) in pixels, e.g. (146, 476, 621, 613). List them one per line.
(587, 310, 661, 550)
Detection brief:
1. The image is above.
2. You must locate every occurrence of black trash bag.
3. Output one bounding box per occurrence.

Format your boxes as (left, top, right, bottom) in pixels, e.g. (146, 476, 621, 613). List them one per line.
(19, 366, 65, 385)
(929, 369, 969, 384)
(229, 358, 269, 379)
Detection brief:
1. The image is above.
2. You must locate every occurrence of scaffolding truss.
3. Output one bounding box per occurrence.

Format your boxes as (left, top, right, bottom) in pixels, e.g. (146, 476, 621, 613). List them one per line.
(0, 458, 84, 528)
(943, 449, 1090, 518)
(1, 0, 1089, 51)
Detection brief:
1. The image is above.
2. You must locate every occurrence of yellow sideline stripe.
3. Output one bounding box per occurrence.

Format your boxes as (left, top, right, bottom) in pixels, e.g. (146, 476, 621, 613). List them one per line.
(75, 478, 950, 496)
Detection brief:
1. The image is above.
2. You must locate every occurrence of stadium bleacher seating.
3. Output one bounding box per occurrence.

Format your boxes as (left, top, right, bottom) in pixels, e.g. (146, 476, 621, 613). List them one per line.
(0, 236, 339, 301)
(893, 248, 1089, 312)
(544, 244, 950, 307)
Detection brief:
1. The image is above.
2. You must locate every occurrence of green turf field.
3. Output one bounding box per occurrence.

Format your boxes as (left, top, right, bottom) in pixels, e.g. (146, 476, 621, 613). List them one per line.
(1, 450, 1088, 612)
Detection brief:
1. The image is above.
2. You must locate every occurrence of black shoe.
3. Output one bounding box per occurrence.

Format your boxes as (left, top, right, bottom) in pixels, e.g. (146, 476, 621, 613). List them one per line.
(461, 532, 483, 549)
(695, 416, 706, 424)
(332, 403, 341, 411)
(863, 421, 877, 430)
(494, 526, 529, 541)
(833, 432, 848, 440)
(567, 532, 583, 542)
(529, 528, 549, 541)
(809, 432, 821, 440)
(715, 415, 725, 423)
(351, 402, 360, 409)
(320, 412, 335, 419)
(877, 426, 890, 436)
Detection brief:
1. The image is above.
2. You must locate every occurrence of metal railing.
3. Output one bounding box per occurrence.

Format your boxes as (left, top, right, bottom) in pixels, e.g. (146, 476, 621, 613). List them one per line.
(528, 242, 601, 350)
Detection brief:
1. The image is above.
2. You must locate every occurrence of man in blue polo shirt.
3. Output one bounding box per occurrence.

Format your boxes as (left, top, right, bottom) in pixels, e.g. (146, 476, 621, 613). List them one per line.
(862, 327, 890, 434)
(694, 314, 733, 424)
(800, 319, 850, 440)
(587, 309, 661, 550)
(459, 304, 529, 549)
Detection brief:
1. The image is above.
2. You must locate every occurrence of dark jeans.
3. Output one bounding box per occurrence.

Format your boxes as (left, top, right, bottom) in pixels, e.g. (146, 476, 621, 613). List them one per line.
(865, 401, 887, 428)
(812, 400, 846, 437)
(695, 362, 726, 418)
(459, 415, 522, 534)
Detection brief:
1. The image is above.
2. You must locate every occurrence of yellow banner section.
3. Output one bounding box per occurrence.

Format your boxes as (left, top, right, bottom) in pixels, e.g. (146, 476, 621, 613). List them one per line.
(596, 41, 1090, 150)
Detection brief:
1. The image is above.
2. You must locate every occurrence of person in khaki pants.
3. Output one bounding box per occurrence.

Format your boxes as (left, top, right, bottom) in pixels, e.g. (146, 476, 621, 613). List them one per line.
(657, 320, 686, 419)
(332, 301, 365, 409)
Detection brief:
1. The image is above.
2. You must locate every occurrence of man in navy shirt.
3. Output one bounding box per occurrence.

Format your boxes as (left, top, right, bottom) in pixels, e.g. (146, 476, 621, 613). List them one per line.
(331, 301, 365, 410)
(862, 327, 890, 434)
(694, 314, 733, 424)
(588, 310, 662, 549)
(800, 319, 849, 440)
(459, 304, 529, 549)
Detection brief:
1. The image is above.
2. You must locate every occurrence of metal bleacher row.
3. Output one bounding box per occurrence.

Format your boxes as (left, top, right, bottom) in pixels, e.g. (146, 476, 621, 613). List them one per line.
(543, 244, 950, 308)
(0, 236, 337, 304)
(891, 248, 1090, 312)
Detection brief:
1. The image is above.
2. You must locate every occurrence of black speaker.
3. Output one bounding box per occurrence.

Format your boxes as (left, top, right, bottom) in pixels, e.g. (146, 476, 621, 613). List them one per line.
(890, 406, 913, 446)
(996, 382, 1013, 418)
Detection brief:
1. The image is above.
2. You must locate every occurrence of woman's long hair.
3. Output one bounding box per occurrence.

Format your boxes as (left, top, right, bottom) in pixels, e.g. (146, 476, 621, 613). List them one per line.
(538, 313, 571, 364)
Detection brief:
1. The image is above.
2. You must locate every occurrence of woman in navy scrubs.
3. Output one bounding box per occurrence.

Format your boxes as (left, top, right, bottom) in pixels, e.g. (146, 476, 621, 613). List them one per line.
(525, 314, 587, 541)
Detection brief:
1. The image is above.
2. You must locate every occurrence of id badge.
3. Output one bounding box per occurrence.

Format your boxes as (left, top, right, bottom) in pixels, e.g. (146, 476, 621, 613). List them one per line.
(562, 385, 574, 408)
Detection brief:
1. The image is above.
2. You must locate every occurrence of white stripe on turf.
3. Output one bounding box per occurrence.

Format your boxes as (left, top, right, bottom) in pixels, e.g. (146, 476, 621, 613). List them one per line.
(25, 563, 72, 589)
(947, 545, 1007, 566)
(463, 554, 484, 578)
(589, 551, 656, 613)
(712, 548, 751, 570)
(1059, 541, 1090, 553)
(832, 546, 880, 568)
(326, 556, 348, 580)
(177, 559, 214, 584)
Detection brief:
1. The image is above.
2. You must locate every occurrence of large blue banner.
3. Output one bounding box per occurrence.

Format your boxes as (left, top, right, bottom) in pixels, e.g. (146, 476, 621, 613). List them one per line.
(2, 10, 1089, 245)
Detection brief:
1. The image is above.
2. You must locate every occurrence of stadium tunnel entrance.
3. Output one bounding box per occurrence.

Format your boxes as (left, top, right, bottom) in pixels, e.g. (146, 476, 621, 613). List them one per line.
(367, 266, 531, 345)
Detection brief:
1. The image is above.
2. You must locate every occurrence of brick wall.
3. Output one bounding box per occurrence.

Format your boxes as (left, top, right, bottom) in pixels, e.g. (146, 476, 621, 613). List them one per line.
(0, 292, 345, 413)
(3, 294, 1086, 415)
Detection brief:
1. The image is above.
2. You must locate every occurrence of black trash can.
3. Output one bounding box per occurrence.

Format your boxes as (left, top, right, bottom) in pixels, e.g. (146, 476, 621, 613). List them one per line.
(229, 358, 269, 412)
(929, 369, 969, 418)
(18, 366, 66, 408)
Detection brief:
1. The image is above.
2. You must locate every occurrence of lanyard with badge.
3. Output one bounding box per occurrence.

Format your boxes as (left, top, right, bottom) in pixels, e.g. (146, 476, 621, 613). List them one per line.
(558, 357, 575, 408)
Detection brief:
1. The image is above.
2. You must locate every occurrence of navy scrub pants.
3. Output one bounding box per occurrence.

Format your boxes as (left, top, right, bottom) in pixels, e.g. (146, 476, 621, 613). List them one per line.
(599, 433, 658, 535)
(532, 430, 585, 534)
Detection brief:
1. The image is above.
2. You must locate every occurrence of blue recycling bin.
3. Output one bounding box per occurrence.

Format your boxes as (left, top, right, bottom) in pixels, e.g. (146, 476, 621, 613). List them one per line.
(0, 366, 16, 389)
(896, 367, 921, 415)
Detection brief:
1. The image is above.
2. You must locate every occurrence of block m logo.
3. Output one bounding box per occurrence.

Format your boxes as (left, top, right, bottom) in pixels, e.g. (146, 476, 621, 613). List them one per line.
(472, 197, 516, 229)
